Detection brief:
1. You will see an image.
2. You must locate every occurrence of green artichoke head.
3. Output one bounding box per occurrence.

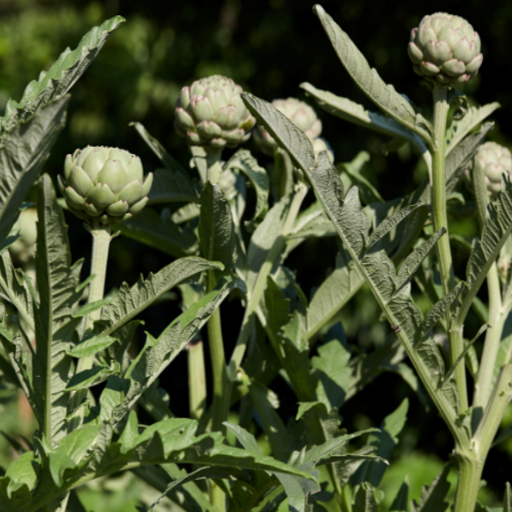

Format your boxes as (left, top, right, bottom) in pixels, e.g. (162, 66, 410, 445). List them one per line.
(58, 146, 153, 226)
(408, 12, 483, 86)
(9, 208, 38, 263)
(174, 75, 256, 151)
(464, 142, 512, 199)
(254, 97, 322, 156)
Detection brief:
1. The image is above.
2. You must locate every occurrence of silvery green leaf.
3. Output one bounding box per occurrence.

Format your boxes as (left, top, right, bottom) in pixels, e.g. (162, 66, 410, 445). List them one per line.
(223, 422, 260, 453)
(225, 149, 269, 230)
(311, 338, 351, 410)
(420, 282, 464, 338)
(198, 182, 235, 275)
(247, 195, 291, 294)
(241, 93, 458, 431)
(148, 169, 198, 204)
(353, 399, 408, 487)
(0, 16, 124, 134)
(108, 277, 240, 426)
(66, 364, 118, 392)
(312, 6, 433, 144)
(447, 103, 500, 155)
(171, 202, 200, 224)
(0, 250, 34, 331)
(460, 178, 512, 322)
(97, 256, 221, 338)
(395, 229, 446, 292)
(367, 204, 423, 249)
(0, 96, 69, 246)
(34, 175, 83, 446)
(249, 380, 291, 462)
(67, 335, 117, 359)
(72, 298, 112, 318)
(120, 207, 198, 258)
(302, 82, 430, 159)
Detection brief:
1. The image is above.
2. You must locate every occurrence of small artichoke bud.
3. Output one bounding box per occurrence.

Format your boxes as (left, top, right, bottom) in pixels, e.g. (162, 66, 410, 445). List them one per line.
(253, 98, 322, 156)
(312, 137, 335, 164)
(58, 146, 153, 226)
(408, 13, 483, 86)
(174, 75, 256, 151)
(9, 208, 38, 263)
(464, 142, 512, 199)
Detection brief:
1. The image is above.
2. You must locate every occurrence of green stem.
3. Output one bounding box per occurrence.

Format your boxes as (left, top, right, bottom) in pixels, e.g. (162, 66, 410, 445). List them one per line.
(206, 149, 223, 184)
(452, 451, 483, 512)
(188, 340, 207, 420)
(68, 225, 112, 431)
(432, 84, 467, 410)
(432, 84, 454, 296)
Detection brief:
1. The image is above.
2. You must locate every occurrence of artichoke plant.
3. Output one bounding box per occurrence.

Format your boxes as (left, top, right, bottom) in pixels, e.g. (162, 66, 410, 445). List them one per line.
(408, 12, 483, 86)
(254, 97, 322, 156)
(465, 142, 512, 199)
(58, 146, 153, 226)
(312, 137, 335, 163)
(174, 75, 256, 151)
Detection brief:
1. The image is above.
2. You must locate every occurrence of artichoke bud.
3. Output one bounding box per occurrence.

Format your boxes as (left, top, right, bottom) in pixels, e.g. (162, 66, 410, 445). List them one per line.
(312, 137, 335, 164)
(464, 142, 512, 199)
(58, 146, 153, 226)
(9, 208, 38, 262)
(254, 98, 322, 156)
(174, 75, 256, 151)
(408, 13, 483, 87)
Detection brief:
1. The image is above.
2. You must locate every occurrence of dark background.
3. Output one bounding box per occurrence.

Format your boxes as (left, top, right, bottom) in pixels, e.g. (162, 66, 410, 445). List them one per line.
(1, 0, 511, 505)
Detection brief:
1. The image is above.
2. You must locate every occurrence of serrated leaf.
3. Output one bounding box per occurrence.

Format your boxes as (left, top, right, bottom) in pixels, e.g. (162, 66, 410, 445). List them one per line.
(306, 249, 362, 339)
(198, 182, 235, 274)
(109, 277, 240, 426)
(460, 179, 512, 322)
(312, 6, 433, 144)
(130, 122, 191, 179)
(367, 204, 423, 249)
(120, 207, 198, 258)
(353, 399, 408, 487)
(413, 463, 451, 512)
(5, 452, 39, 495)
(420, 282, 464, 338)
(447, 103, 500, 155)
(72, 298, 112, 318)
(389, 478, 409, 512)
(223, 422, 260, 454)
(242, 93, 459, 435)
(445, 122, 494, 194)
(66, 364, 117, 391)
(225, 149, 269, 229)
(67, 335, 117, 358)
(353, 483, 379, 512)
(395, 229, 445, 292)
(97, 256, 221, 338)
(1, 16, 124, 133)
(0, 96, 69, 246)
(34, 175, 83, 446)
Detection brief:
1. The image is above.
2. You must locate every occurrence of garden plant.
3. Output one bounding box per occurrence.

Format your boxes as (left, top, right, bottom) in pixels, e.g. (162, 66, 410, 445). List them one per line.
(0, 5, 512, 512)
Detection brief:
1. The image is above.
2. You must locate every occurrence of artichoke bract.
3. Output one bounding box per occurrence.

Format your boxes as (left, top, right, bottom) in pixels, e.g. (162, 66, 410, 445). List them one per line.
(58, 146, 153, 226)
(174, 75, 256, 151)
(254, 97, 322, 156)
(408, 13, 483, 86)
(312, 137, 335, 164)
(465, 142, 512, 199)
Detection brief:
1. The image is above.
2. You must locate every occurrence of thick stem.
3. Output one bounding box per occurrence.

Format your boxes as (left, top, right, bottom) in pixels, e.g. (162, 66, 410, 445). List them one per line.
(432, 84, 467, 410)
(452, 452, 483, 512)
(68, 225, 112, 431)
(188, 340, 207, 420)
(206, 149, 223, 184)
(472, 157, 504, 410)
